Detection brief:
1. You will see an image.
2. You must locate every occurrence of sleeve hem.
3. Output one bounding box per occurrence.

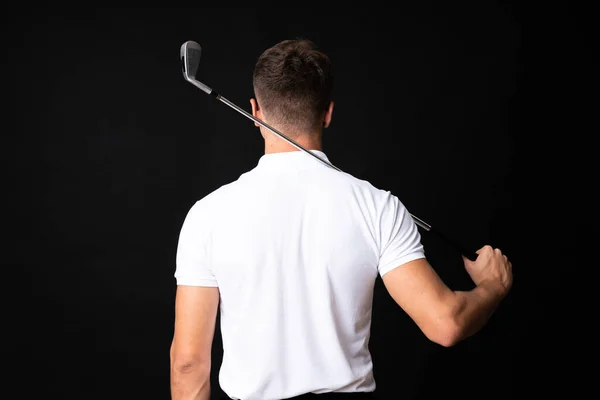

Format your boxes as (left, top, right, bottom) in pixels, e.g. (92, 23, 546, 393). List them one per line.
(175, 276, 219, 287)
(378, 252, 426, 277)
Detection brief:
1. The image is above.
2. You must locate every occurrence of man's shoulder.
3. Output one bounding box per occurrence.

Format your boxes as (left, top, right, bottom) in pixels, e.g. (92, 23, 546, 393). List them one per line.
(189, 171, 253, 212)
(195, 181, 240, 207)
(334, 169, 393, 198)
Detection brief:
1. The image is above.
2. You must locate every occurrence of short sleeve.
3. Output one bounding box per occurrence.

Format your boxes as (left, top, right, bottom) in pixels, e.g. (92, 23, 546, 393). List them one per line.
(377, 193, 425, 277)
(174, 201, 218, 287)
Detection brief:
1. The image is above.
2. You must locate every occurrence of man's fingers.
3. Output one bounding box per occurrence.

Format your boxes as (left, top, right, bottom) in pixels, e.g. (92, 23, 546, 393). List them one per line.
(478, 245, 493, 254)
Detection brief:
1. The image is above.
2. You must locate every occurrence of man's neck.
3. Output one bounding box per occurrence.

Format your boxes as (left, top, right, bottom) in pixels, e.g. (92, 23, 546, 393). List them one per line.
(263, 133, 322, 154)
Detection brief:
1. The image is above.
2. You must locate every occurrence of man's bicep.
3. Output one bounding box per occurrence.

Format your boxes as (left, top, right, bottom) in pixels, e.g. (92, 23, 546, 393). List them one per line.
(171, 285, 220, 364)
(381, 258, 457, 340)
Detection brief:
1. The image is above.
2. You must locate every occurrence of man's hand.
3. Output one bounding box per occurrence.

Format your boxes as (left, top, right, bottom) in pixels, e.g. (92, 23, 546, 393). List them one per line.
(463, 245, 513, 294)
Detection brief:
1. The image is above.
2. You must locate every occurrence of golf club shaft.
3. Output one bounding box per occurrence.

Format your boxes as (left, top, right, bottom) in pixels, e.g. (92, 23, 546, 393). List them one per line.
(188, 77, 477, 261)
(218, 91, 431, 227)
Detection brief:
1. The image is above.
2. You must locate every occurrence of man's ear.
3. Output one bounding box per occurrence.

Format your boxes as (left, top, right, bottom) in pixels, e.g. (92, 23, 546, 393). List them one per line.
(323, 101, 334, 128)
(250, 98, 261, 127)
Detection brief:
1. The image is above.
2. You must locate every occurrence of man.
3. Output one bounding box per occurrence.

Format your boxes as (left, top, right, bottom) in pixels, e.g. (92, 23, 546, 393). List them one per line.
(170, 39, 513, 400)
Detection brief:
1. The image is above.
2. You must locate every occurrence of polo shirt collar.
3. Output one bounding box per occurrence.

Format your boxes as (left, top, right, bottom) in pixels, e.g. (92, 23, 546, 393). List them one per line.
(256, 150, 331, 171)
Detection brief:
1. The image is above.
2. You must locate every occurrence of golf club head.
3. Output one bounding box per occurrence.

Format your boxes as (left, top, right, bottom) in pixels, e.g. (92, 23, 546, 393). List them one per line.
(181, 41, 201, 80)
(180, 40, 212, 94)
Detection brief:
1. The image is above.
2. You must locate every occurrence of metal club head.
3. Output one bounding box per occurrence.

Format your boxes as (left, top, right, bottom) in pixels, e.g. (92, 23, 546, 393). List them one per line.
(180, 40, 212, 94)
(180, 41, 202, 80)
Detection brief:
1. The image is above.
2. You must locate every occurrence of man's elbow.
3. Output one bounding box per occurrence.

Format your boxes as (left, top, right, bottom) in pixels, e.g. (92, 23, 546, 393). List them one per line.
(170, 346, 211, 376)
(425, 317, 464, 348)
(171, 356, 211, 381)
(171, 359, 211, 377)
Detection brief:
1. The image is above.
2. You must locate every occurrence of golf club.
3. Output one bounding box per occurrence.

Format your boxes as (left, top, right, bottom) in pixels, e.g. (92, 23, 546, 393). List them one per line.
(180, 40, 479, 262)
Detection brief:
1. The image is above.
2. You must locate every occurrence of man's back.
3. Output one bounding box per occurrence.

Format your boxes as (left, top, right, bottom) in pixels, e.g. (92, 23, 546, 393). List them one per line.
(171, 39, 513, 400)
(175, 150, 425, 399)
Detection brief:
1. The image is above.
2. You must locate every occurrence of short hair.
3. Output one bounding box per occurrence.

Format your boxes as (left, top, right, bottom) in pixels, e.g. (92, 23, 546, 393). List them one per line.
(252, 39, 334, 135)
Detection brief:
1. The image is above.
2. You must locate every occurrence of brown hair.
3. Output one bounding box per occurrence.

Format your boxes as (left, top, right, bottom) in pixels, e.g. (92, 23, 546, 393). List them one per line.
(252, 39, 334, 135)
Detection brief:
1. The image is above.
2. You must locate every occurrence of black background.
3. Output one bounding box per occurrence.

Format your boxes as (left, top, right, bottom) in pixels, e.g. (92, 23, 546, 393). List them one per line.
(4, 2, 586, 399)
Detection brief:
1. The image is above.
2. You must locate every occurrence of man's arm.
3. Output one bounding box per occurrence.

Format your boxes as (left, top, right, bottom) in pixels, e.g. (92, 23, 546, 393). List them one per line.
(381, 254, 509, 347)
(170, 285, 220, 400)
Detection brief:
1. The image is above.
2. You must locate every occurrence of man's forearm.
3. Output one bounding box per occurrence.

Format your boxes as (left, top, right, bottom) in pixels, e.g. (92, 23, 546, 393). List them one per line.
(170, 362, 211, 400)
(453, 279, 508, 341)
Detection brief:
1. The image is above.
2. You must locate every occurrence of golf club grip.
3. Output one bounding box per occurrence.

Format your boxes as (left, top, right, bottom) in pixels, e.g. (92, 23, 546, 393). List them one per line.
(427, 226, 478, 261)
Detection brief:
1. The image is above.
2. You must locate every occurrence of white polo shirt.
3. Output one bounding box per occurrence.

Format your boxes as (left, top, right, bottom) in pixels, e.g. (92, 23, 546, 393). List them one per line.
(175, 150, 425, 400)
